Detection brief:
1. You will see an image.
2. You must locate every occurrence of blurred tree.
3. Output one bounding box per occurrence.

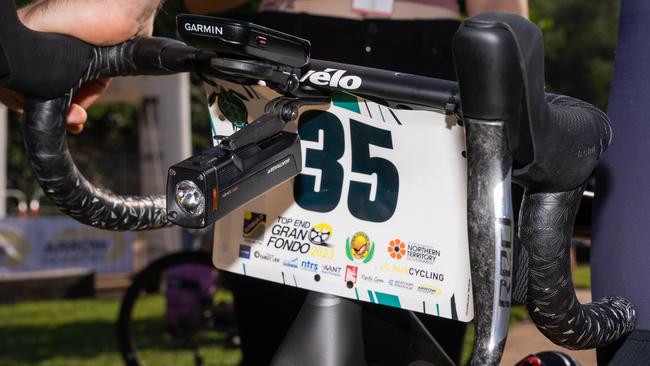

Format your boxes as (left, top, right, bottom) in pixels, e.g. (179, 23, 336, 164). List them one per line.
(530, 0, 620, 110)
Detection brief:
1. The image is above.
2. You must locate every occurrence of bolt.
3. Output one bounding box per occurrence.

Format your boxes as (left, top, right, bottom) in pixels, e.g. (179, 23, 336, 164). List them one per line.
(286, 74, 299, 92)
(282, 106, 298, 122)
(169, 169, 176, 176)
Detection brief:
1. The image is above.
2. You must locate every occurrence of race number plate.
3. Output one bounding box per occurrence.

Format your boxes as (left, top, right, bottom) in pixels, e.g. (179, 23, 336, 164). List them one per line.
(208, 80, 472, 322)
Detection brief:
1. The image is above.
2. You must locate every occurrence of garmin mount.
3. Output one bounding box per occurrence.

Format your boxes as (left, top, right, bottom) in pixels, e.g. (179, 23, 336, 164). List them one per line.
(176, 14, 310, 94)
(168, 15, 329, 228)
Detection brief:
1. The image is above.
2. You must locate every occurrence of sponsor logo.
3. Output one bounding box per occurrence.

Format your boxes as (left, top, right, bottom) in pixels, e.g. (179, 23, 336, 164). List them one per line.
(387, 239, 406, 260)
(310, 245, 334, 260)
(283, 257, 299, 268)
(345, 265, 358, 284)
(267, 236, 310, 254)
(377, 263, 445, 282)
(266, 216, 312, 254)
(387, 238, 441, 265)
(300, 68, 362, 90)
(321, 264, 342, 277)
(254, 250, 280, 263)
(388, 279, 415, 291)
(408, 268, 445, 282)
(417, 284, 441, 296)
(406, 243, 441, 265)
(308, 223, 333, 246)
(498, 217, 513, 307)
(242, 211, 266, 242)
(308, 223, 335, 259)
(300, 260, 319, 272)
(0, 230, 30, 268)
(267, 157, 291, 175)
(184, 22, 223, 35)
(377, 262, 408, 274)
(360, 274, 385, 284)
(346, 232, 375, 264)
(239, 245, 251, 259)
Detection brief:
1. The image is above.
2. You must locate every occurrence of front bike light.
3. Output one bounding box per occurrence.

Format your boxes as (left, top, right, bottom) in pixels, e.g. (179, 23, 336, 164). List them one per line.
(175, 180, 205, 217)
(166, 131, 302, 229)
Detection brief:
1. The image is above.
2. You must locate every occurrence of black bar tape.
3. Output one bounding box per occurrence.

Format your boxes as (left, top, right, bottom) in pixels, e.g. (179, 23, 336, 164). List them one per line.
(82, 37, 201, 83)
(520, 187, 635, 349)
(23, 96, 169, 230)
(20, 37, 203, 231)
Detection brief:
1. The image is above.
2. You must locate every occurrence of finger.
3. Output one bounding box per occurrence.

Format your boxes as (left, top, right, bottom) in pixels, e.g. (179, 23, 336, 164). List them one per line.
(72, 77, 112, 109)
(67, 123, 84, 134)
(0, 87, 25, 112)
(66, 103, 87, 134)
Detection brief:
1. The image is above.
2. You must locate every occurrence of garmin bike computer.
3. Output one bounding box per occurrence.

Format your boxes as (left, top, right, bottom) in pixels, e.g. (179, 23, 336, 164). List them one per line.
(176, 14, 311, 67)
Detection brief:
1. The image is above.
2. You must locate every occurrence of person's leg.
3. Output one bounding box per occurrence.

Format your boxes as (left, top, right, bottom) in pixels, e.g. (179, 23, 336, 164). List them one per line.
(231, 274, 308, 366)
(591, 0, 650, 364)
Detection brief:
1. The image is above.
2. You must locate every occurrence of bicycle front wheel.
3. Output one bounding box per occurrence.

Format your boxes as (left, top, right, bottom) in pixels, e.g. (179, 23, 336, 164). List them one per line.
(117, 251, 241, 366)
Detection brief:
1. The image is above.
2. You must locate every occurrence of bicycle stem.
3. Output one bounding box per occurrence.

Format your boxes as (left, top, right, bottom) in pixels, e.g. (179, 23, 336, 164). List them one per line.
(465, 119, 513, 365)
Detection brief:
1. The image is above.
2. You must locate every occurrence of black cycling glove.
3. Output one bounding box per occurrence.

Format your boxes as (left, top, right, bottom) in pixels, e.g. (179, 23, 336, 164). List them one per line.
(0, 0, 94, 99)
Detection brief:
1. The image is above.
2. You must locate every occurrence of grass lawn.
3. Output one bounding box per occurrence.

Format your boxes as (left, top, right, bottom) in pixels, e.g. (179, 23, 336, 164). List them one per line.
(0, 296, 241, 366)
(0, 265, 591, 366)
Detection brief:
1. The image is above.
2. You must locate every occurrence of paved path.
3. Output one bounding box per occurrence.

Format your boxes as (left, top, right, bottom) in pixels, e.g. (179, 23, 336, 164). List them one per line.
(501, 289, 596, 365)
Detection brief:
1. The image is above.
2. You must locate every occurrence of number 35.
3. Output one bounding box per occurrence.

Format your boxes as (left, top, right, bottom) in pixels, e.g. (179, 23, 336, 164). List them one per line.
(293, 110, 399, 223)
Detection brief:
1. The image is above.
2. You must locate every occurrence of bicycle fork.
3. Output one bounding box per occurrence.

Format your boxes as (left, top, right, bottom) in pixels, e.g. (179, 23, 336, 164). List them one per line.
(465, 119, 514, 365)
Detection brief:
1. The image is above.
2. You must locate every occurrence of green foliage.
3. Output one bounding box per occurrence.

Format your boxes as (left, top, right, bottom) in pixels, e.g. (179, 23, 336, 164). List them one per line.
(530, 0, 621, 110)
(573, 264, 591, 289)
(0, 296, 241, 366)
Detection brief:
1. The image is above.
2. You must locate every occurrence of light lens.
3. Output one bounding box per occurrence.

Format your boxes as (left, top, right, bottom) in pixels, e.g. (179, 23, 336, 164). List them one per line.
(175, 180, 205, 217)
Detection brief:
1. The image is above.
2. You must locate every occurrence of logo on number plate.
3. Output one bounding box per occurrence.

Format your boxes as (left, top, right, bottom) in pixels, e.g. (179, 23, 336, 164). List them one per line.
(387, 238, 441, 265)
(346, 232, 375, 263)
(321, 264, 342, 277)
(254, 250, 280, 263)
(308, 223, 333, 246)
(239, 245, 251, 259)
(242, 211, 267, 242)
(283, 257, 299, 268)
(345, 265, 358, 284)
(387, 239, 406, 260)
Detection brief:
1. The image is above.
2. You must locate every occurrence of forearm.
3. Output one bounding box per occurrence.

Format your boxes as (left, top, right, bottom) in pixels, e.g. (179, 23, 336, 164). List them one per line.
(466, 0, 529, 18)
(18, 0, 162, 45)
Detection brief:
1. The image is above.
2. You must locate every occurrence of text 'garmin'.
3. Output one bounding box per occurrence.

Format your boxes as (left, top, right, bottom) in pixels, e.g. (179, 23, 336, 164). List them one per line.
(184, 23, 223, 35)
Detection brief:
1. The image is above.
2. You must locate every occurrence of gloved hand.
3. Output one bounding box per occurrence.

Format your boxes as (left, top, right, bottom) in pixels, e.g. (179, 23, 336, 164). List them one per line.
(0, 0, 160, 133)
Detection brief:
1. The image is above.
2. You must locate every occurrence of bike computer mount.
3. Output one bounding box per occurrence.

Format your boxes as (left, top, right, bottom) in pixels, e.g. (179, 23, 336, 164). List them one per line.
(177, 14, 309, 93)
